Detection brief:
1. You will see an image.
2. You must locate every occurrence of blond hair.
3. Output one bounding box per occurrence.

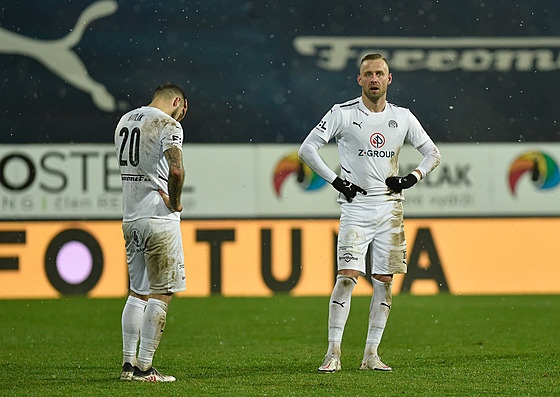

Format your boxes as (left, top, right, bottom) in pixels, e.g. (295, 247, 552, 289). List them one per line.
(360, 54, 389, 71)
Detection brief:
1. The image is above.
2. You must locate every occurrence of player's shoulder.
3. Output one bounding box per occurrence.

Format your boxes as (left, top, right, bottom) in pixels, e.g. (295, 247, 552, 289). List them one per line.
(326, 97, 362, 119)
(386, 102, 414, 119)
(386, 102, 410, 113)
(143, 106, 183, 129)
(118, 106, 142, 122)
(336, 96, 361, 111)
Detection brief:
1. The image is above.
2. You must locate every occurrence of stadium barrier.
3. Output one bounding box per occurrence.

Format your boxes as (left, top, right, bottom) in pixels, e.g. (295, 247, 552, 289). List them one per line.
(0, 218, 558, 299)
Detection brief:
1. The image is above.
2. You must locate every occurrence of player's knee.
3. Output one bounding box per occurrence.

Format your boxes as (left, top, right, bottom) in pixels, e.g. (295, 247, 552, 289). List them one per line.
(372, 274, 393, 283)
(338, 269, 360, 278)
(336, 274, 358, 287)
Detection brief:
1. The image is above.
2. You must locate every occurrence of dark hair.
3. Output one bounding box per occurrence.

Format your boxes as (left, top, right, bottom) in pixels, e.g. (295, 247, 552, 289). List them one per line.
(152, 82, 186, 101)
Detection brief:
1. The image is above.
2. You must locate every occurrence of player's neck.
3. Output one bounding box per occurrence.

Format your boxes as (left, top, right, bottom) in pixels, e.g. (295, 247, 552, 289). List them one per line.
(147, 101, 173, 118)
(362, 95, 386, 113)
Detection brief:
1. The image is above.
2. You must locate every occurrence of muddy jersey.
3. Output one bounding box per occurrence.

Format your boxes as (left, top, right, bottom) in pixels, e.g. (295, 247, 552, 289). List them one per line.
(114, 106, 183, 221)
(312, 96, 434, 200)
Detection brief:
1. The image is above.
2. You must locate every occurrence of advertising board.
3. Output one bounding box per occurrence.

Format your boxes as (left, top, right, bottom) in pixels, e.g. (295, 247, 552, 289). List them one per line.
(1, 143, 559, 219)
(1, 218, 559, 299)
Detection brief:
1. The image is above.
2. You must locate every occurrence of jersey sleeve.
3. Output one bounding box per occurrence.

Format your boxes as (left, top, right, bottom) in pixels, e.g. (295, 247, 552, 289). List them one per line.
(311, 105, 343, 143)
(415, 140, 442, 178)
(405, 110, 441, 178)
(405, 110, 431, 149)
(298, 132, 338, 183)
(162, 122, 184, 152)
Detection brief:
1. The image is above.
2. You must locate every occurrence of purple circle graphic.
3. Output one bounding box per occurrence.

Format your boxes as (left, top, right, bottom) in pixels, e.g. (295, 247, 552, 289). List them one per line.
(56, 241, 93, 285)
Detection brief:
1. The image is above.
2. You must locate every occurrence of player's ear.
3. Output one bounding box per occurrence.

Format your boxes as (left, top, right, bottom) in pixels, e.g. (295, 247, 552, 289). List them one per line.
(173, 97, 181, 107)
(357, 74, 363, 87)
(387, 73, 392, 85)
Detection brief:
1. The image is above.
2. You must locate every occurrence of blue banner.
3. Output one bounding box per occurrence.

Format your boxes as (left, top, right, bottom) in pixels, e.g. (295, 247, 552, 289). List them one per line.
(1, 0, 559, 144)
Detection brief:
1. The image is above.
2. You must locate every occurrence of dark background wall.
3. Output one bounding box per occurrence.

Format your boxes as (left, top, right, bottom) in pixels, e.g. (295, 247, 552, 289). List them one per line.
(1, 0, 560, 144)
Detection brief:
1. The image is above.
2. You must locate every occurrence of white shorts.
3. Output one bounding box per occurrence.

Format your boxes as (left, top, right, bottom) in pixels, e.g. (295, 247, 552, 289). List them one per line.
(122, 218, 186, 295)
(337, 200, 408, 276)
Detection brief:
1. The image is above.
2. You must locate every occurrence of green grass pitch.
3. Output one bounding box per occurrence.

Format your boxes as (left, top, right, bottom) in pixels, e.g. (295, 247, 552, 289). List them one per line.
(1, 294, 559, 396)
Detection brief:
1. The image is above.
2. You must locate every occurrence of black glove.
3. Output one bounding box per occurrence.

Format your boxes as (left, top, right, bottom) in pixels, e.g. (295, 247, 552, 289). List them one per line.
(385, 173, 418, 193)
(332, 177, 367, 203)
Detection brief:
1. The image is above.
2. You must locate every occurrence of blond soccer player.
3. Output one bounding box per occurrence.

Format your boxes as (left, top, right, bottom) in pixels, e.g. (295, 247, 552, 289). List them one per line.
(298, 54, 441, 372)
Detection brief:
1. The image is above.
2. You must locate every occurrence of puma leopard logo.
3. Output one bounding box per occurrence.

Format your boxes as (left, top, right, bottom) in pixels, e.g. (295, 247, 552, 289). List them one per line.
(0, 1, 119, 111)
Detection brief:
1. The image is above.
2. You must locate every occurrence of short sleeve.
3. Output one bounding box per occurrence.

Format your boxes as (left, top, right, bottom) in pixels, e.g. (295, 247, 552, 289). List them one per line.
(162, 122, 184, 152)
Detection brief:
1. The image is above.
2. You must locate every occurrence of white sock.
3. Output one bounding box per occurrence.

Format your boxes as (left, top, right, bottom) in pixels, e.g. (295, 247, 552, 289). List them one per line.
(326, 275, 357, 357)
(137, 298, 168, 371)
(364, 278, 393, 358)
(121, 295, 147, 366)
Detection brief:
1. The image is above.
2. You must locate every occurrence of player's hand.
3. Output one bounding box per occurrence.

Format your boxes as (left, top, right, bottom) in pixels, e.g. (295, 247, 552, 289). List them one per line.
(385, 173, 418, 193)
(158, 189, 183, 212)
(331, 177, 367, 203)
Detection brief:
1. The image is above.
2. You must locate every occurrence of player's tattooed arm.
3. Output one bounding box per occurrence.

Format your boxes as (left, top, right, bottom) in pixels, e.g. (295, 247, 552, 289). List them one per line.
(160, 147, 185, 212)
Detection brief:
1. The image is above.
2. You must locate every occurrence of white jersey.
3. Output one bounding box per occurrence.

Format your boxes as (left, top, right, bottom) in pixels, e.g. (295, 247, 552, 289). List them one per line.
(114, 106, 183, 222)
(311, 96, 438, 201)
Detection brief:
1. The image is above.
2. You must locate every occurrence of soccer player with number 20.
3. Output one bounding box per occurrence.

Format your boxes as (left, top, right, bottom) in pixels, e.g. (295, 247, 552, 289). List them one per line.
(115, 83, 188, 382)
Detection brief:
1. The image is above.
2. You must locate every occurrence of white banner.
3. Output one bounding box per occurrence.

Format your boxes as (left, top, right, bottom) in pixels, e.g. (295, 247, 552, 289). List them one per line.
(0, 143, 559, 219)
(293, 36, 560, 72)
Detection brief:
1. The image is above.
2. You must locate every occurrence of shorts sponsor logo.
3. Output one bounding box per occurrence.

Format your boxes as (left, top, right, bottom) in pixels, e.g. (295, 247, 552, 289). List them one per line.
(131, 228, 145, 253)
(339, 252, 358, 263)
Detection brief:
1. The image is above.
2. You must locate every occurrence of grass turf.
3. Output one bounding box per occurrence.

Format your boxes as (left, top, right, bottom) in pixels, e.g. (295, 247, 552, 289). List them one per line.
(1, 294, 559, 396)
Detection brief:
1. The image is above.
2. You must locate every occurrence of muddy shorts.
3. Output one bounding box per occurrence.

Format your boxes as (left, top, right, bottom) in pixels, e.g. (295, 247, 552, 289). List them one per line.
(122, 218, 186, 295)
(337, 200, 408, 276)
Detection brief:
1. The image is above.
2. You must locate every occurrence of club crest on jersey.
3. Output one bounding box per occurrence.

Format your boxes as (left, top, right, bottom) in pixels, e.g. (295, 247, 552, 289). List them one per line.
(388, 120, 398, 128)
(370, 133, 385, 148)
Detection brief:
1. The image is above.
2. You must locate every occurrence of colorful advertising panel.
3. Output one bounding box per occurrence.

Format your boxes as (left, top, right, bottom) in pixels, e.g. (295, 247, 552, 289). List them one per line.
(1, 218, 559, 299)
(1, 143, 559, 219)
